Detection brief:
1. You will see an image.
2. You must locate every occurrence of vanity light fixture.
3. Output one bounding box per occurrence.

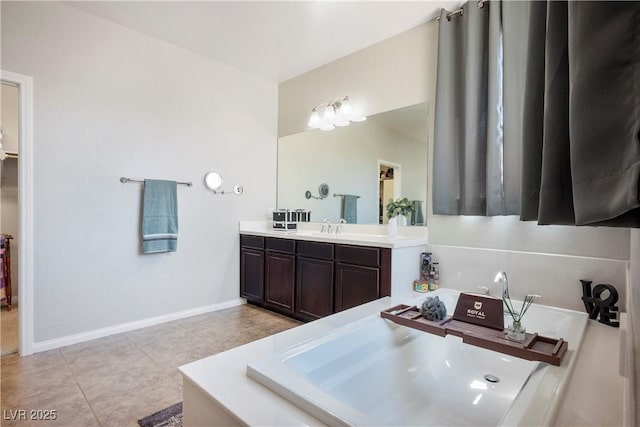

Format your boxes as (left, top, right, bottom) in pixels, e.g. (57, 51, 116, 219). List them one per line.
(307, 96, 367, 131)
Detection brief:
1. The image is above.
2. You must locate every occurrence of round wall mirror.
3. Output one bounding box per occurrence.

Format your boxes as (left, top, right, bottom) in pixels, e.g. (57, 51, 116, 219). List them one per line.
(204, 172, 224, 192)
(318, 183, 329, 199)
(304, 184, 330, 200)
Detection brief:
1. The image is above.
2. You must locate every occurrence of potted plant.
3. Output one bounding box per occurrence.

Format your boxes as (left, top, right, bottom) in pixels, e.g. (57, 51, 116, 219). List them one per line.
(386, 197, 414, 226)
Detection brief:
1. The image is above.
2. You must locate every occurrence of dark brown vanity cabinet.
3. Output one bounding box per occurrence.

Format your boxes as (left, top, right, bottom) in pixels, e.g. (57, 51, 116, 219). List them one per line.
(240, 234, 391, 321)
(335, 244, 391, 312)
(264, 238, 296, 314)
(240, 235, 264, 302)
(296, 241, 334, 321)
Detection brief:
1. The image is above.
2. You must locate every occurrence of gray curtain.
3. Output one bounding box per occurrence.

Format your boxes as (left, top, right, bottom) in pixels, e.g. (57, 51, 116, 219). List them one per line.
(521, 1, 640, 226)
(433, 1, 528, 216)
(434, 0, 640, 227)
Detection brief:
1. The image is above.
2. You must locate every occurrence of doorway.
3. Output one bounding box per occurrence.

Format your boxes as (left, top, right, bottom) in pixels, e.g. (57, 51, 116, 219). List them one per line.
(378, 160, 401, 224)
(1, 81, 20, 355)
(1, 70, 34, 356)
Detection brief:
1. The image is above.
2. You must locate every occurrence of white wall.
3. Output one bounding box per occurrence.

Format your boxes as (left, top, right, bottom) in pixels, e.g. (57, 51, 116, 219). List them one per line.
(630, 229, 640, 425)
(278, 119, 427, 224)
(279, 23, 436, 138)
(279, 20, 631, 309)
(1, 2, 277, 343)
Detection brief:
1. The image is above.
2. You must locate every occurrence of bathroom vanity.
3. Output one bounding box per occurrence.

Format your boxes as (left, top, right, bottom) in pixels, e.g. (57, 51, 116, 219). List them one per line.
(239, 221, 428, 321)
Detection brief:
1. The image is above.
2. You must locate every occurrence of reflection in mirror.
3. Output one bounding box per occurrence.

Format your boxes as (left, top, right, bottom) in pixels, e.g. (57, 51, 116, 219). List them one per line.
(277, 102, 428, 225)
(305, 183, 330, 200)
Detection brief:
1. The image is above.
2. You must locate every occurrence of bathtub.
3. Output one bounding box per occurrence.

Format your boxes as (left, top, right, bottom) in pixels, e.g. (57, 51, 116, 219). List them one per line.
(246, 289, 587, 426)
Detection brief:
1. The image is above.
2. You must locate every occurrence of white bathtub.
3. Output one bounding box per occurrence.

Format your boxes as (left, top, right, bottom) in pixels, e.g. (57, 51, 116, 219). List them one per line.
(247, 289, 587, 426)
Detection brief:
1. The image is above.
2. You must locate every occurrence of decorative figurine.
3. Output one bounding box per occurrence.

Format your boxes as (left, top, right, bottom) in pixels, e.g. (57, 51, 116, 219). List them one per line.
(580, 280, 619, 327)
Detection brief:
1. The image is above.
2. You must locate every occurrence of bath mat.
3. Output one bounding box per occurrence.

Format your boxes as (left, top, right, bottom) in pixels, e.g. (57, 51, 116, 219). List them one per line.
(137, 402, 182, 427)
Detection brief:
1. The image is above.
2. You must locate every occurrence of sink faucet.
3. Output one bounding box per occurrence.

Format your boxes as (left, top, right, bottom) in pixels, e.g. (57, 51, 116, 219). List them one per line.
(321, 218, 331, 234)
(335, 218, 347, 235)
(494, 271, 509, 299)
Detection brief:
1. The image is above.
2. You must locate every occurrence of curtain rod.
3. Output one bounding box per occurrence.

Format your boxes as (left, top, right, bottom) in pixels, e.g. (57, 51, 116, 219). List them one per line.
(436, 0, 488, 22)
(120, 177, 193, 187)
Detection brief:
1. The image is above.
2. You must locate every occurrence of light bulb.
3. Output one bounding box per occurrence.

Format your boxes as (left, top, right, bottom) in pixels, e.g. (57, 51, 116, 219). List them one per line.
(307, 110, 320, 128)
(339, 97, 353, 115)
(351, 116, 367, 122)
(335, 121, 350, 127)
(320, 124, 335, 131)
(324, 105, 336, 122)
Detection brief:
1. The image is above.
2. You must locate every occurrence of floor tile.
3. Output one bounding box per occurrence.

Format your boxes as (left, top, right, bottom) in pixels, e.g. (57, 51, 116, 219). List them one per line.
(1, 304, 19, 356)
(1, 303, 300, 427)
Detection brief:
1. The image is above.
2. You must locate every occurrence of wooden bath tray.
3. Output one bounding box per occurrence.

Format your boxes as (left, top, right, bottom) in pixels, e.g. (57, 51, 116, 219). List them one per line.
(381, 304, 568, 366)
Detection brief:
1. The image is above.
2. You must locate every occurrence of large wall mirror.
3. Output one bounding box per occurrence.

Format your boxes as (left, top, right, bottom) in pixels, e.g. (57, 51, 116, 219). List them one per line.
(277, 102, 428, 225)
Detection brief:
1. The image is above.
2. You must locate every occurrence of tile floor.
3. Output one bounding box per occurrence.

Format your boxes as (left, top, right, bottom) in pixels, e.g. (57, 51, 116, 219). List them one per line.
(1, 304, 19, 356)
(0, 304, 300, 427)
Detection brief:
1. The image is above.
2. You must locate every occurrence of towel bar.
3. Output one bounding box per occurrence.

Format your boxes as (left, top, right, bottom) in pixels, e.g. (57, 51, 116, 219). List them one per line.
(120, 177, 193, 187)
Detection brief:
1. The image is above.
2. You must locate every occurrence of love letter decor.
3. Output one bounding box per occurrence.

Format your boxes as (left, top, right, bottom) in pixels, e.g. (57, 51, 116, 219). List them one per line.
(580, 280, 619, 327)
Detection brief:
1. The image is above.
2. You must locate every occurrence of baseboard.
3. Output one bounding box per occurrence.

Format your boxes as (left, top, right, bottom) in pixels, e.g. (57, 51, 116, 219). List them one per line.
(32, 298, 246, 353)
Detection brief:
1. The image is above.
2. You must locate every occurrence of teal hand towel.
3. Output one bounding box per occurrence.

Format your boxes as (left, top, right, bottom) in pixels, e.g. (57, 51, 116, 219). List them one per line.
(342, 195, 358, 224)
(142, 179, 178, 254)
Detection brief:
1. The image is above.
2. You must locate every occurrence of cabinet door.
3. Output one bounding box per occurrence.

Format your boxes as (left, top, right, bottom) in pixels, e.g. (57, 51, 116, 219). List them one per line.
(296, 256, 334, 321)
(240, 248, 264, 302)
(265, 252, 296, 314)
(335, 262, 380, 312)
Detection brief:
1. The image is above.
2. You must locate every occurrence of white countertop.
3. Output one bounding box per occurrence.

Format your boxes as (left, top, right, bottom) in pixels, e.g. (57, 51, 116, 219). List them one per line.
(239, 220, 428, 249)
(179, 289, 594, 427)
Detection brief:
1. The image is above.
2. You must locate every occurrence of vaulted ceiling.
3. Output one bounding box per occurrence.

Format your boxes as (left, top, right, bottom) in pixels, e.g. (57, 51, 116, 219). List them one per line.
(67, 1, 460, 83)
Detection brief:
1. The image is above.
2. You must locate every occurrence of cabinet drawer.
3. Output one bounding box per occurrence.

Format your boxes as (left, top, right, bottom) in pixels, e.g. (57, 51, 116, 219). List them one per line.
(240, 234, 264, 249)
(266, 237, 296, 254)
(296, 241, 334, 260)
(335, 244, 380, 267)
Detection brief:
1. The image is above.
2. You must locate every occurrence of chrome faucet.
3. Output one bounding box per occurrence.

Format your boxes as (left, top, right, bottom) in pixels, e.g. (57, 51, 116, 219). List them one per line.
(335, 218, 347, 234)
(321, 218, 331, 234)
(495, 270, 541, 320)
(494, 271, 509, 299)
